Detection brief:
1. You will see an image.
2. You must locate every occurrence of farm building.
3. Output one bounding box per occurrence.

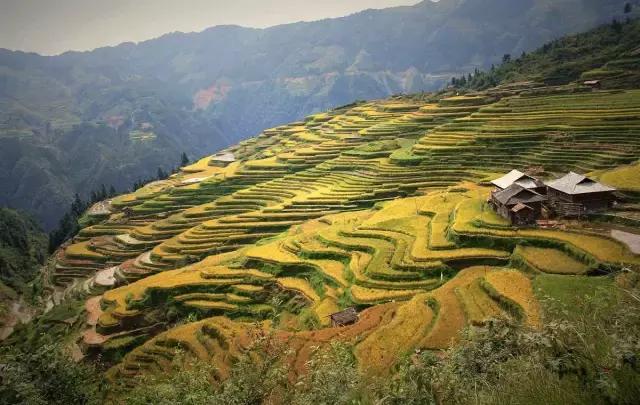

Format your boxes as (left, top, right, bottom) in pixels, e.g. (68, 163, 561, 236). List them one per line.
(210, 152, 236, 167)
(490, 169, 546, 193)
(546, 172, 616, 216)
(490, 184, 547, 225)
(329, 307, 358, 327)
(583, 80, 602, 89)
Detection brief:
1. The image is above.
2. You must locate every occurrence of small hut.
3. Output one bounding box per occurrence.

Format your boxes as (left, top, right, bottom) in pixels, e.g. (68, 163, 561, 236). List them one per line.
(583, 80, 602, 89)
(329, 307, 358, 327)
(490, 169, 546, 194)
(210, 152, 236, 167)
(546, 172, 615, 216)
(490, 184, 547, 225)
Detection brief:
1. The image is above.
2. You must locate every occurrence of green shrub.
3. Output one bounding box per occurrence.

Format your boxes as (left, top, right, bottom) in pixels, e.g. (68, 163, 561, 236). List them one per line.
(0, 343, 104, 405)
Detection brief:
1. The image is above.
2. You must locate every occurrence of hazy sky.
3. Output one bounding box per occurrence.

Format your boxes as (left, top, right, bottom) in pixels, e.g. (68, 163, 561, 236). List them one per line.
(0, 0, 419, 55)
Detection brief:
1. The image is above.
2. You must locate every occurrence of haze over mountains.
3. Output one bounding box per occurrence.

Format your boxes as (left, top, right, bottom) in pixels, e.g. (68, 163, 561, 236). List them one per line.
(0, 0, 628, 230)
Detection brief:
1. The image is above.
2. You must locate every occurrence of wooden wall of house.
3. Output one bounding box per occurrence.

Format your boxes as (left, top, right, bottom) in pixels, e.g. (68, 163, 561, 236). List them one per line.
(511, 209, 535, 225)
(548, 189, 614, 212)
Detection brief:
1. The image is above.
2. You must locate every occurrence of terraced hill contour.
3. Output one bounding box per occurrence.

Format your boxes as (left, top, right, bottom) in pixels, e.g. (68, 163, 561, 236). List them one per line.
(47, 82, 640, 385)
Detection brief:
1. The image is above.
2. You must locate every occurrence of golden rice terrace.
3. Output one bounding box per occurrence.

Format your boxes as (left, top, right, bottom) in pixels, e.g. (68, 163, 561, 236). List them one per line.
(50, 84, 640, 386)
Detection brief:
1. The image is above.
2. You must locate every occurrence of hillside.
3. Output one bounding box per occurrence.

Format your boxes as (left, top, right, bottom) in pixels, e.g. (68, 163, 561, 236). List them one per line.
(0, 0, 630, 229)
(12, 20, 638, 395)
(452, 15, 640, 90)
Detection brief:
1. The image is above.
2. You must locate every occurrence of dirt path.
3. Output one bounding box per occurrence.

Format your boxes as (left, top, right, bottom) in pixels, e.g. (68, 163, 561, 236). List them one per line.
(611, 229, 640, 254)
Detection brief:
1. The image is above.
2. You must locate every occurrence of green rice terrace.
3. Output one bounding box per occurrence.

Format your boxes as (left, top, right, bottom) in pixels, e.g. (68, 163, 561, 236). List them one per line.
(40, 82, 640, 390)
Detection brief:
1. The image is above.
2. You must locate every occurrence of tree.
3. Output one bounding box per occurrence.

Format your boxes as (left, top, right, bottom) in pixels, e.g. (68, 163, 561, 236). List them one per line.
(180, 152, 190, 167)
(99, 184, 108, 201)
(502, 53, 511, 63)
(624, 2, 632, 13)
(70, 194, 84, 217)
(611, 18, 623, 34)
(108, 185, 117, 197)
(157, 167, 168, 180)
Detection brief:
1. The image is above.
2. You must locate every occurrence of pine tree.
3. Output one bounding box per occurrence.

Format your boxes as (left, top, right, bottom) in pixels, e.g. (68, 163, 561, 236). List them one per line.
(157, 167, 168, 180)
(180, 152, 190, 167)
(99, 184, 107, 201)
(611, 18, 623, 34)
(70, 194, 84, 217)
(624, 2, 632, 14)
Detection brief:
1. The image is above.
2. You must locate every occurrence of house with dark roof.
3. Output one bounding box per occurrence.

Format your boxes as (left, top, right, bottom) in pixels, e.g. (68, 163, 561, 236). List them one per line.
(490, 183, 547, 225)
(546, 172, 616, 216)
(329, 307, 358, 327)
(490, 169, 546, 194)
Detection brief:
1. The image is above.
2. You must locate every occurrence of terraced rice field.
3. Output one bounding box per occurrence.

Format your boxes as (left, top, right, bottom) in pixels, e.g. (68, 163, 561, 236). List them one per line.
(49, 86, 640, 382)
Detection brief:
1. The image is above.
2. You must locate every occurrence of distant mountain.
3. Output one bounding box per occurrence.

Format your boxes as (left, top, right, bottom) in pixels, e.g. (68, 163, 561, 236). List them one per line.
(0, 0, 629, 229)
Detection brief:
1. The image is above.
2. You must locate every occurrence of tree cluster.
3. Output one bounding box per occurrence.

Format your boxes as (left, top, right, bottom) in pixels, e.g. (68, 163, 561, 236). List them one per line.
(48, 185, 118, 253)
(49, 152, 190, 252)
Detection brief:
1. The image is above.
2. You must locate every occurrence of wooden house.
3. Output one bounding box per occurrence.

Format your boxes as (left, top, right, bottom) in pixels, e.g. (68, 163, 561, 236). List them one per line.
(329, 307, 358, 327)
(546, 172, 615, 216)
(490, 169, 546, 194)
(490, 184, 547, 225)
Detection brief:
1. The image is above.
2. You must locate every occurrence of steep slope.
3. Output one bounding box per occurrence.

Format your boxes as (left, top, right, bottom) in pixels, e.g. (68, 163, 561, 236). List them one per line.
(0, 208, 47, 290)
(452, 16, 640, 90)
(0, 0, 628, 229)
(0, 208, 47, 335)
